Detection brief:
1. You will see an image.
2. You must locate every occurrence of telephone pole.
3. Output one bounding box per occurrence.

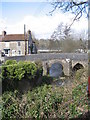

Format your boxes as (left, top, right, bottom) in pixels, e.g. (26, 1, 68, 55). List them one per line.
(24, 24, 27, 55)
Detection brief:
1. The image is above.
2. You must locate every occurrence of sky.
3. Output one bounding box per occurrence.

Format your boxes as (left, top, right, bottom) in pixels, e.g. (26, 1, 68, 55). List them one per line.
(0, 1, 88, 40)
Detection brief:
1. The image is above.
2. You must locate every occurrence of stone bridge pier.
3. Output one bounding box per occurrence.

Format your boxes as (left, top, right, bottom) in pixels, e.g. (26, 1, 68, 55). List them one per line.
(42, 59, 72, 76)
(42, 59, 88, 77)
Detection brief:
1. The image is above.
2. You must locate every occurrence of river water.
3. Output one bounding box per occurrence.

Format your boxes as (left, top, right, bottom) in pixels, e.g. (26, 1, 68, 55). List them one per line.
(49, 62, 72, 86)
(51, 77, 72, 87)
(49, 63, 63, 78)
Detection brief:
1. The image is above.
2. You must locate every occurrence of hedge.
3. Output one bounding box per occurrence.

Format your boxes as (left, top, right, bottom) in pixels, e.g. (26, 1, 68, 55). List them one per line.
(1, 60, 43, 91)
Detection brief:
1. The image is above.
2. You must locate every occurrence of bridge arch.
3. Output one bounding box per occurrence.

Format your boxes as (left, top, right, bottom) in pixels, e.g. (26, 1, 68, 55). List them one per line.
(48, 60, 64, 68)
(43, 59, 65, 76)
(72, 63, 84, 72)
(49, 62, 63, 77)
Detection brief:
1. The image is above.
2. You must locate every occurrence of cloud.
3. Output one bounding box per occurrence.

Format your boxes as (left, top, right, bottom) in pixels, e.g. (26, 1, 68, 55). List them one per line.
(71, 17, 88, 32)
(0, 12, 88, 39)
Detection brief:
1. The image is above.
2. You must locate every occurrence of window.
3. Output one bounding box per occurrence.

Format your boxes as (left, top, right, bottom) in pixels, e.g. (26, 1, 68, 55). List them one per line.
(18, 50, 21, 55)
(5, 49, 8, 54)
(4, 49, 10, 55)
(18, 41, 20, 46)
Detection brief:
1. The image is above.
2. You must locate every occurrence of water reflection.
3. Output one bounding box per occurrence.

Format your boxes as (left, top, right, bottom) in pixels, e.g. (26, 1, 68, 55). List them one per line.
(49, 63, 63, 77)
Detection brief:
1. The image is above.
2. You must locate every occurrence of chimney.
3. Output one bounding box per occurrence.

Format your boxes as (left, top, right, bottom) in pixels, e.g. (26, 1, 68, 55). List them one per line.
(27, 30, 31, 35)
(2, 31, 6, 37)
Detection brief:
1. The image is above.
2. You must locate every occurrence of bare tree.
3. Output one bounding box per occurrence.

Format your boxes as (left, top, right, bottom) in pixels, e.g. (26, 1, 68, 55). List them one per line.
(51, 22, 65, 40)
(49, 1, 88, 27)
(51, 23, 72, 40)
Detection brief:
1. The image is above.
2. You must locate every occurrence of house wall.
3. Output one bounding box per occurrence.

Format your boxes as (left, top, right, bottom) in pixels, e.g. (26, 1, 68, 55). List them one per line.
(0, 41, 27, 56)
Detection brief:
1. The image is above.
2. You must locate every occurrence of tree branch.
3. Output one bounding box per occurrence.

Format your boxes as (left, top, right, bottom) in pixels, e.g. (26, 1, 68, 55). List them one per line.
(73, 1, 88, 6)
(49, 1, 88, 27)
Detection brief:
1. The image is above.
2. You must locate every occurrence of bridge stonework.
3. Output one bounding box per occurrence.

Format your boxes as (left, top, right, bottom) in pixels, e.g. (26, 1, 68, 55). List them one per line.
(72, 60, 88, 69)
(42, 59, 72, 76)
(4, 53, 88, 77)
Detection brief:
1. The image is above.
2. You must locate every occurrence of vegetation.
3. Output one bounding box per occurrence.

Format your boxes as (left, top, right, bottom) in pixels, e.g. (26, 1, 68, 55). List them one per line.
(37, 23, 87, 53)
(1, 60, 43, 91)
(38, 38, 87, 53)
(0, 60, 89, 119)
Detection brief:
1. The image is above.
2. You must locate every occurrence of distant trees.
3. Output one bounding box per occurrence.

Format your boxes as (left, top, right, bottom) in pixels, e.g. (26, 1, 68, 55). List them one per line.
(51, 23, 73, 40)
(48, 39, 61, 50)
(37, 38, 87, 53)
(47, 20, 87, 52)
(31, 32, 39, 47)
(38, 39, 49, 50)
(31, 23, 87, 53)
(51, 23, 64, 40)
(37, 22, 87, 53)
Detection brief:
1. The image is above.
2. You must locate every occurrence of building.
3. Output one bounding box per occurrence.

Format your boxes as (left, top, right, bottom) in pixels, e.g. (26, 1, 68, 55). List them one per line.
(0, 30, 37, 57)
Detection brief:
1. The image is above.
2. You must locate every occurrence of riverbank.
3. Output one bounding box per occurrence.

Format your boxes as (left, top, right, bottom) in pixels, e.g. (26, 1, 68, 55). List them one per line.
(1, 67, 89, 119)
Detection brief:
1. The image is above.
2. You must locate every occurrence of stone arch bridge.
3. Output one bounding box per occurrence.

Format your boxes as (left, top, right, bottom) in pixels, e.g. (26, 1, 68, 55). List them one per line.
(4, 53, 88, 76)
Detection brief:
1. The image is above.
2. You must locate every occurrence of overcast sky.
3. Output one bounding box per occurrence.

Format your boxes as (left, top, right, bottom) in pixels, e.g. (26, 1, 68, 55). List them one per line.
(0, 1, 88, 40)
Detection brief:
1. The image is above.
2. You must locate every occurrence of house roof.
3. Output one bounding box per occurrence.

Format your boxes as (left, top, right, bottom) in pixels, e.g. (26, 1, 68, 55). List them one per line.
(0, 34, 26, 42)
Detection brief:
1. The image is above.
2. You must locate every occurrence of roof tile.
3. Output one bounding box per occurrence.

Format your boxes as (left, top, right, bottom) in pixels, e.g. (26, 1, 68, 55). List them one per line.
(0, 34, 26, 42)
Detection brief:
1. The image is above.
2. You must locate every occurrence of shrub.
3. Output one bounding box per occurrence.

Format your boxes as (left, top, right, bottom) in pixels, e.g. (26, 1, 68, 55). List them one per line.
(1, 66, 88, 119)
(34, 60, 43, 77)
(74, 69, 84, 81)
(2, 85, 63, 119)
(4, 60, 17, 65)
(1, 60, 43, 91)
(2, 90, 19, 119)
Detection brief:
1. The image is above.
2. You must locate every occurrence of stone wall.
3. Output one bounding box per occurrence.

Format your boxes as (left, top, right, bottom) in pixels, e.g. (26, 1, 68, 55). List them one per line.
(0, 41, 26, 56)
(4, 53, 88, 76)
